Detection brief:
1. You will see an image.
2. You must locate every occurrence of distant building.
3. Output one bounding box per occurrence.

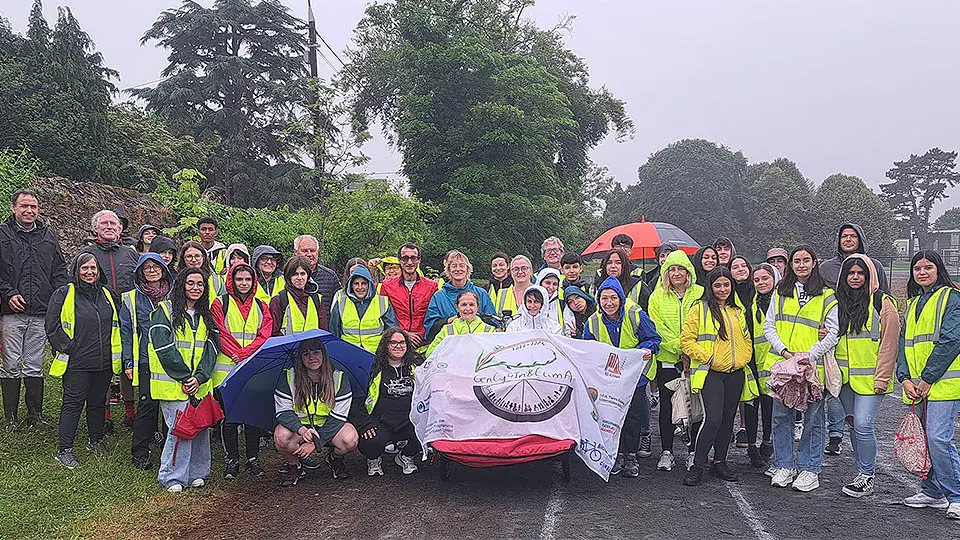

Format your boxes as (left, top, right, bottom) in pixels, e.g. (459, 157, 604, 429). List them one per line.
(893, 239, 909, 256)
(929, 229, 960, 265)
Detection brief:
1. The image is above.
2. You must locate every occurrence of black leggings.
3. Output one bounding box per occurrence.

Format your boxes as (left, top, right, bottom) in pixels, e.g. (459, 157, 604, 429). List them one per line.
(357, 421, 421, 459)
(693, 369, 744, 467)
(744, 395, 773, 444)
(655, 364, 682, 453)
(214, 389, 261, 461)
(58, 369, 113, 451)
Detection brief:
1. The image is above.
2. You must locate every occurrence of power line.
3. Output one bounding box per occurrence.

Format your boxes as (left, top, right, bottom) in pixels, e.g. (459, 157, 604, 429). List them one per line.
(316, 32, 345, 67)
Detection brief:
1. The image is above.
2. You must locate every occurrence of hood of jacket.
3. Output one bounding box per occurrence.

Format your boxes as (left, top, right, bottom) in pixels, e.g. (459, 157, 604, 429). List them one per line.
(564, 285, 597, 313)
(71, 252, 108, 288)
(535, 267, 563, 301)
(136, 224, 161, 242)
(516, 285, 551, 325)
(346, 265, 376, 301)
(225, 243, 250, 266)
(224, 261, 259, 299)
(713, 237, 737, 260)
(596, 275, 626, 322)
(134, 253, 173, 289)
(840, 253, 879, 294)
(835, 223, 868, 257)
(658, 250, 697, 292)
(251, 245, 282, 276)
(148, 235, 176, 257)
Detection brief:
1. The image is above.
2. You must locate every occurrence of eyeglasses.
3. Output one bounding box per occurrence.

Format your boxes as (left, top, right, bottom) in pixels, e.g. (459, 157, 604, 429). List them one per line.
(184, 253, 203, 261)
(511, 266, 531, 273)
(142, 265, 162, 273)
(185, 280, 205, 289)
(399, 256, 420, 262)
(388, 340, 407, 348)
(544, 248, 563, 254)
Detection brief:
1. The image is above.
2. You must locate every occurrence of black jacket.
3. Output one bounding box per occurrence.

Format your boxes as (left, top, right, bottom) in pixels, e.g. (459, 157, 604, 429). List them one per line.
(0, 216, 68, 316)
(80, 240, 139, 294)
(311, 264, 341, 329)
(45, 257, 119, 372)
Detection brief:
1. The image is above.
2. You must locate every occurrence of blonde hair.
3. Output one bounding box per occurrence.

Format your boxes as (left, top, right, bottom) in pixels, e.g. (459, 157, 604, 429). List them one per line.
(663, 264, 692, 294)
(444, 250, 473, 280)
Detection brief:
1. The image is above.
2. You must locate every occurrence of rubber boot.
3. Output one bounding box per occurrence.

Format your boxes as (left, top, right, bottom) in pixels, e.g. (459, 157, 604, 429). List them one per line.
(23, 377, 47, 426)
(1, 378, 21, 427)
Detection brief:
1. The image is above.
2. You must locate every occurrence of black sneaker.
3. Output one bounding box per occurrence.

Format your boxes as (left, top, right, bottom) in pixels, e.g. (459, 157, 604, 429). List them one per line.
(711, 461, 739, 481)
(735, 429, 748, 448)
(623, 454, 640, 478)
(56, 448, 80, 470)
(224, 459, 241, 480)
(682, 465, 703, 486)
(86, 439, 110, 456)
(245, 457, 263, 477)
(759, 440, 773, 460)
(611, 453, 625, 475)
(747, 445, 765, 468)
(637, 434, 653, 458)
(825, 436, 842, 456)
(131, 456, 153, 471)
(279, 463, 303, 487)
(842, 473, 874, 498)
(324, 452, 349, 479)
(300, 456, 322, 470)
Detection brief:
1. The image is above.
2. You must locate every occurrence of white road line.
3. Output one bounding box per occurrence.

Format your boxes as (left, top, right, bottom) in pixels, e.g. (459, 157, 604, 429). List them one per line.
(539, 477, 564, 540)
(725, 483, 776, 540)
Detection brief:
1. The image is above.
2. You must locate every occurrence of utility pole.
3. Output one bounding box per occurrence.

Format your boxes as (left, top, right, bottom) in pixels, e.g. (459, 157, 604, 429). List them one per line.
(306, 0, 323, 183)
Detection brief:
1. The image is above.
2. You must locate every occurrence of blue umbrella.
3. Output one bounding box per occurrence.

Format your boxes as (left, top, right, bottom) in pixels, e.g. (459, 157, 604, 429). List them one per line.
(218, 329, 375, 432)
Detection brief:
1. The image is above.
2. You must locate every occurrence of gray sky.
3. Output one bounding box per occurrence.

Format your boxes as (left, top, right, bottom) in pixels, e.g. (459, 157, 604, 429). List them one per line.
(6, 0, 960, 217)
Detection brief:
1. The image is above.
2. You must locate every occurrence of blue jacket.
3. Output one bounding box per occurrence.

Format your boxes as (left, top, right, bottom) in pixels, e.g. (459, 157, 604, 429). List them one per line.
(119, 253, 173, 370)
(329, 265, 397, 338)
(583, 275, 661, 386)
(424, 279, 497, 339)
(896, 284, 960, 385)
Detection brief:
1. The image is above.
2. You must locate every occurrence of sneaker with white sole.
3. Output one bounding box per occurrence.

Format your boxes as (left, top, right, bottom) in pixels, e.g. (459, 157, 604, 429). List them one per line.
(792, 471, 819, 492)
(367, 457, 384, 476)
(771, 467, 797, 487)
(55, 448, 80, 470)
(189, 478, 205, 488)
(395, 453, 418, 474)
(902, 492, 949, 509)
(686, 453, 695, 472)
(637, 434, 652, 458)
(166, 484, 184, 493)
(841, 473, 873, 498)
(947, 502, 960, 519)
(657, 451, 675, 471)
(764, 466, 779, 478)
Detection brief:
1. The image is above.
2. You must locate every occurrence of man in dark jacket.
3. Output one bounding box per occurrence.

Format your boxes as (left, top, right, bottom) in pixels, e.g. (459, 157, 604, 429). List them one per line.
(0, 188, 69, 427)
(80, 210, 139, 295)
(293, 234, 340, 330)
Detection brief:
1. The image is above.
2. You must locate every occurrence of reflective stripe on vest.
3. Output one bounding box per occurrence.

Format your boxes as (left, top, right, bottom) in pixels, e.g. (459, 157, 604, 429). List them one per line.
(773, 289, 836, 382)
(688, 303, 758, 401)
(50, 283, 122, 377)
(282, 291, 322, 335)
(290, 369, 342, 425)
(903, 288, 960, 402)
(148, 301, 212, 401)
(213, 295, 264, 387)
(339, 293, 389, 352)
(586, 303, 657, 381)
(836, 296, 893, 395)
(497, 285, 518, 316)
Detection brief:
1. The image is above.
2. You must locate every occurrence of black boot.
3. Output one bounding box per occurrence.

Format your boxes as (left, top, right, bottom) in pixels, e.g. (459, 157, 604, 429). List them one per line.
(747, 445, 766, 468)
(1, 378, 20, 428)
(683, 464, 703, 486)
(24, 377, 47, 427)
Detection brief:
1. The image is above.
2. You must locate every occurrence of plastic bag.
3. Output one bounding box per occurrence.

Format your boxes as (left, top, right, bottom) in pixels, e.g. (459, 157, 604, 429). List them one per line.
(894, 402, 930, 479)
(822, 349, 842, 398)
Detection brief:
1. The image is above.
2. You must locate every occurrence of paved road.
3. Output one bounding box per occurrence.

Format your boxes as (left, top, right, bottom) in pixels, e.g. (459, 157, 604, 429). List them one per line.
(184, 395, 959, 540)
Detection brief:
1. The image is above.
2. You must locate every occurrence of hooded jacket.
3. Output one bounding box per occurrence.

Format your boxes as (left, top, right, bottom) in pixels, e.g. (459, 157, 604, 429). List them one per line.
(379, 273, 438, 342)
(424, 278, 497, 339)
(819, 223, 889, 293)
(251, 245, 285, 300)
(135, 224, 161, 253)
(45, 254, 120, 372)
(223, 243, 250, 273)
(647, 250, 704, 367)
(206, 240, 227, 273)
(329, 266, 397, 338)
(713, 237, 737, 266)
(562, 285, 597, 339)
(80, 237, 140, 294)
(535, 267, 565, 324)
(148, 235, 177, 267)
(506, 285, 565, 335)
(692, 246, 716, 287)
(119, 253, 173, 370)
(210, 262, 274, 362)
(0, 214, 69, 316)
(643, 242, 678, 288)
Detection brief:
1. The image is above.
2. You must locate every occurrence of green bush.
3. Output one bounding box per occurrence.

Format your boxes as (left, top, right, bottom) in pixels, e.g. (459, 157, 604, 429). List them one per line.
(0, 147, 39, 219)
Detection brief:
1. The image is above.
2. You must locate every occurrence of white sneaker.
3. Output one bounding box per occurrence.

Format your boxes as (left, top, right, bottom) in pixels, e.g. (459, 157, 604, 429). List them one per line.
(792, 470, 820, 492)
(794, 421, 803, 442)
(367, 457, 384, 476)
(395, 453, 418, 474)
(686, 453, 695, 471)
(947, 502, 960, 519)
(166, 484, 184, 493)
(764, 466, 779, 478)
(657, 451, 675, 471)
(902, 492, 949, 509)
(189, 478, 205, 488)
(771, 468, 797, 487)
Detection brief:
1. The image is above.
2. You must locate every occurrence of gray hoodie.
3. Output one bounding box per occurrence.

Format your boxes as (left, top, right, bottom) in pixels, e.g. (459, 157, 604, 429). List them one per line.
(819, 223, 889, 293)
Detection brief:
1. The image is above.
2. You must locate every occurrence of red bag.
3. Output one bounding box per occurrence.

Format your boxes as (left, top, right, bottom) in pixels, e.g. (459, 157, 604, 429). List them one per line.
(894, 401, 931, 480)
(171, 394, 225, 441)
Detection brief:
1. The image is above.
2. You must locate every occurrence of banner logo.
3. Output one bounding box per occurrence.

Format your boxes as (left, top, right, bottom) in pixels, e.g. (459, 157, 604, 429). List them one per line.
(605, 353, 622, 376)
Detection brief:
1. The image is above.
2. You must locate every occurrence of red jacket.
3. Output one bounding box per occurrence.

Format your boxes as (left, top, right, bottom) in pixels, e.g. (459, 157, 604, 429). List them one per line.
(210, 262, 274, 361)
(379, 274, 437, 340)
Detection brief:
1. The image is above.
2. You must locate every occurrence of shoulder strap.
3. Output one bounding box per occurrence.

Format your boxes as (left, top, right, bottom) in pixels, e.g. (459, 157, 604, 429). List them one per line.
(220, 294, 230, 317)
(873, 290, 883, 315)
(278, 290, 290, 313)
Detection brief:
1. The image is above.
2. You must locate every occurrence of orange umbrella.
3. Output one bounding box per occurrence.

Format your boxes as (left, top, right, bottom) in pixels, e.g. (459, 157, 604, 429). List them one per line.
(582, 221, 700, 260)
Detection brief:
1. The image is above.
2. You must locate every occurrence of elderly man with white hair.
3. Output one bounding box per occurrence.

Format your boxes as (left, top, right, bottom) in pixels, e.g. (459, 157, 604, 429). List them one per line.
(540, 236, 565, 271)
(80, 210, 140, 294)
(293, 234, 341, 330)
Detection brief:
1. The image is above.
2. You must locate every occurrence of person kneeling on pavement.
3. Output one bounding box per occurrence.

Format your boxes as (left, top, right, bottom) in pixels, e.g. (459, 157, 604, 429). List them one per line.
(274, 337, 358, 486)
(353, 327, 423, 476)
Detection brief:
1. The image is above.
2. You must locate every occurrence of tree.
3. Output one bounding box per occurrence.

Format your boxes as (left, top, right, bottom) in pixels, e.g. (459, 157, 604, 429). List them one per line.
(881, 148, 960, 249)
(743, 166, 809, 253)
(134, 0, 308, 206)
(813, 174, 897, 258)
(345, 0, 631, 262)
(935, 207, 960, 231)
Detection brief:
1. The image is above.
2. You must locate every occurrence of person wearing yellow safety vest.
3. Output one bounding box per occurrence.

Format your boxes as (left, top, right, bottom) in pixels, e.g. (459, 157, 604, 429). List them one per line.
(354, 328, 423, 476)
(583, 275, 661, 479)
(763, 245, 839, 493)
(487, 252, 513, 311)
(210, 262, 274, 480)
(330, 257, 368, 316)
(495, 255, 533, 320)
(119, 253, 173, 470)
(426, 290, 496, 357)
(749, 263, 780, 468)
(679, 266, 753, 486)
(647, 250, 703, 473)
(269, 256, 324, 336)
(536, 268, 566, 328)
(330, 265, 397, 353)
(47, 253, 122, 470)
(274, 337, 357, 486)
(149, 268, 220, 493)
(252, 245, 285, 303)
(825, 255, 899, 499)
(177, 241, 221, 303)
(896, 250, 960, 519)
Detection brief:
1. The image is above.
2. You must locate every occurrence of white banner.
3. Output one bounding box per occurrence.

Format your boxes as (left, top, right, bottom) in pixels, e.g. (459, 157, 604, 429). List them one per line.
(411, 330, 647, 480)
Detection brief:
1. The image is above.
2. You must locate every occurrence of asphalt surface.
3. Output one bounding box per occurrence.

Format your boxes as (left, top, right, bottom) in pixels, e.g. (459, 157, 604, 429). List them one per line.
(184, 393, 960, 540)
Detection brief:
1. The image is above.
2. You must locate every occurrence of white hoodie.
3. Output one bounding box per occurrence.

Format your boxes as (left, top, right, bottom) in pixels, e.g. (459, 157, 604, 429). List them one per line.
(535, 267, 564, 325)
(506, 285, 566, 335)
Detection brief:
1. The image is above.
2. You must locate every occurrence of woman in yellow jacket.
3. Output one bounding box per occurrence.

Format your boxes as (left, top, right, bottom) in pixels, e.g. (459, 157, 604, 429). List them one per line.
(680, 266, 753, 486)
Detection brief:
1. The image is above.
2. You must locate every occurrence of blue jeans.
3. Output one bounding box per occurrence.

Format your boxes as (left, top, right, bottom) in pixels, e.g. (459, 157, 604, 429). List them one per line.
(837, 384, 884, 476)
(158, 400, 211, 489)
(825, 391, 846, 439)
(772, 397, 825, 473)
(920, 400, 960, 503)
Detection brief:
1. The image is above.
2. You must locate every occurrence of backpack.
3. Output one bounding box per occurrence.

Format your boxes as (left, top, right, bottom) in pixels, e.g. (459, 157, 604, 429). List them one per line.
(894, 402, 931, 479)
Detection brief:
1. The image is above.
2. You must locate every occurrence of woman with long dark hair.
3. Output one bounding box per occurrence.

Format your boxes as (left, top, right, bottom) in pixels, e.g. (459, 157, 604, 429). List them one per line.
(274, 337, 358, 486)
(897, 250, 960, 518)
(692, 246, 719, 287)
(354, 328, 423, 477)
(763, 245, 839, 493)
(749, 263, 779, 470)
(149, 268, 220, 492)
(597, 248, 650, 310)
(680, 267, 753, 486)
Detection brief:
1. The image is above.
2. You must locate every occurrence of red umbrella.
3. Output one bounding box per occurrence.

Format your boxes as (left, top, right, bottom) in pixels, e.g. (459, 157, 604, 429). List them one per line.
(582, 221, 700, 260)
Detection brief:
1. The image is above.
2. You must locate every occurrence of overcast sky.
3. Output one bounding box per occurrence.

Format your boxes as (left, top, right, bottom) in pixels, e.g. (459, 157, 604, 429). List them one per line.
(6, 0, 960, 216)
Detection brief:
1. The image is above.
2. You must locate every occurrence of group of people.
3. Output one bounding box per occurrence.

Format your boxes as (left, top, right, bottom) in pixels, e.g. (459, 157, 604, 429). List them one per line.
(0, 187, 958, 520)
